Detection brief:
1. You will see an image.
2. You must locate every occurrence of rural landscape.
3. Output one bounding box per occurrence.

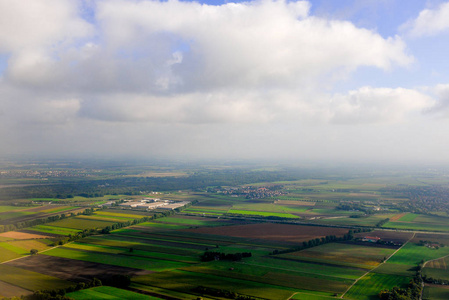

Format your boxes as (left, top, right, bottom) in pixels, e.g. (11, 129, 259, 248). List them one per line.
(1, 160, 449, 300)
(2, 0, 449, 299)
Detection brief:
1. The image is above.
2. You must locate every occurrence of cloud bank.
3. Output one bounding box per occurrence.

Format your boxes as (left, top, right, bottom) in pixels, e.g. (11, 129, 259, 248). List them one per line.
(0, 0, 446, 162)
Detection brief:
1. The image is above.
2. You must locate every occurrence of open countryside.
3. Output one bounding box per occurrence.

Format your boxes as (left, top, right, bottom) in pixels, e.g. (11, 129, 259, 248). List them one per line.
(1, 162, 449, 299)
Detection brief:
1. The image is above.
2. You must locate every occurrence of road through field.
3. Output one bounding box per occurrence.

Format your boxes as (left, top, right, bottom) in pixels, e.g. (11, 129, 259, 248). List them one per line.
(339, 232, 416, 299)
(0, 242, 71, 265)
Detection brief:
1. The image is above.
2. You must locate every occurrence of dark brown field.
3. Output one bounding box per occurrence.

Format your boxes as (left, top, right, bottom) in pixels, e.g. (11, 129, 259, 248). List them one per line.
(6, 255, 152, 283)
(182, 223, 349, 243)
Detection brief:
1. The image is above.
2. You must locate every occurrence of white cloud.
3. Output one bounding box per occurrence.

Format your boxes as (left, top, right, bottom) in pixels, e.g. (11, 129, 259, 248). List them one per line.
(328, 87, 435, 124)
(0, 0, 93, 86)
(1, 0, 441, 162)
(401, 2, 449, 37)
(94, 0, 412, 91)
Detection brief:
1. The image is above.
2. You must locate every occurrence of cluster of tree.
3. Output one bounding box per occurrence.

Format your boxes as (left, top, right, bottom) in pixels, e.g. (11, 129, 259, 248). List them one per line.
(200, 251, 252, 262)
(270, 230, 359, 255)
(376, 218, 390, 228)
(336, 203, 375, 215)
(192, 286, 257, 300)
(417, 240, 445, 247)
(378, 277, 422, 300)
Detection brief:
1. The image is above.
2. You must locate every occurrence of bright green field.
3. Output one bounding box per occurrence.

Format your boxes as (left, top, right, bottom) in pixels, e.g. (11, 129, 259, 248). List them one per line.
(0, 264, 73, 291)
(398, 213, 419, 222)
(0, 245, 21, 262)
(154, 216, 227, 226)
(385, 214, 449, 232)
(388, 243, 449, 266)
(67, 286, 155, 300)
(344, 273, 411, 300)
(29, 225, 82, 235)
(227, 209, 299, 218)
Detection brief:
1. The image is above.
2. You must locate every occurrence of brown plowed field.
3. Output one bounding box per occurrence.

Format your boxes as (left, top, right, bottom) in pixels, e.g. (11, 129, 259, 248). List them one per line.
(6, 255, 152, 283)
(182, 223, 348, 243)
(390, 213, 407, 222)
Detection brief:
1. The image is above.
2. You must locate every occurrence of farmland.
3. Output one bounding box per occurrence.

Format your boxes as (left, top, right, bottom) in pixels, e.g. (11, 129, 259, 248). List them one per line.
(2, 162, 449, 299)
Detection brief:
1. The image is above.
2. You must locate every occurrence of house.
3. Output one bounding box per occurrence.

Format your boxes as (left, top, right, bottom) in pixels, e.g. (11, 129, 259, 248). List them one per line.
(362, 236, 381, 243)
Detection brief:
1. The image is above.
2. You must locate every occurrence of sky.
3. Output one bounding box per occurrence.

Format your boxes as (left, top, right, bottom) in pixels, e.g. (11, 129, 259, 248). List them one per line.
(1, 0, 449, 164)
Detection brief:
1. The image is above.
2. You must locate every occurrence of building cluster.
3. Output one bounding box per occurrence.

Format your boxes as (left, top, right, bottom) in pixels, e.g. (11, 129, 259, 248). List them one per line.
(216, 186, 285, 199)
(101, 198, 190, 211)
(0, 169, 96, 179)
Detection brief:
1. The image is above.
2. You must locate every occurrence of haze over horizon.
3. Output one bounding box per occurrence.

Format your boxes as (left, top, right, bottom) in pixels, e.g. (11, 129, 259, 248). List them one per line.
(1, 0, 449, 164)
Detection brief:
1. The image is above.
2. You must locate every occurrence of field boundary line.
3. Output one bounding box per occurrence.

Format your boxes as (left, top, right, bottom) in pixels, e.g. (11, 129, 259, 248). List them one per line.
(339, 232, 415, 299)
(0, 241, 73, 265)
(422, 253, 449, 268)
(240, 261, 355, 281)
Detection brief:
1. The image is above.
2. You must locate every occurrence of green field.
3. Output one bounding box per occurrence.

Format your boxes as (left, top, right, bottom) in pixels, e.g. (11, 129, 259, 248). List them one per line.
(423, 267, 449, 281)
(0, 206, 30, 213)
(43, 247, 190, 271)
(373, 262, 416, 276)
(227, 209, 299, 218)
(0, 264, 72, 291)
(388, 243, 449, 266)
(133, 269, 296, 299)
(344, 273, 411, 300)
(40, 206, 78, 213)
(281, 243, 395, 268)
(423, 285, 449, 300)
(29, 224, 82, 235)
(0, 211, 34, 221)
(48, 217, 117, 230)
(67, 286, 155, 300)
(153, 216, 227, 226)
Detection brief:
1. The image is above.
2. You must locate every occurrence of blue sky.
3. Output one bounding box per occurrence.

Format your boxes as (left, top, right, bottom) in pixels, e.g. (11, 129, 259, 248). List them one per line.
(1, 0, 449, 164)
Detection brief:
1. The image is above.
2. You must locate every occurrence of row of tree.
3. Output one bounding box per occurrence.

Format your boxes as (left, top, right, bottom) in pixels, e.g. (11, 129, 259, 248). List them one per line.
(192, 286, 257, 300)
(270, 229, 363, 255)
(200, 251, 252, 262)
(0, 208, 95, 233)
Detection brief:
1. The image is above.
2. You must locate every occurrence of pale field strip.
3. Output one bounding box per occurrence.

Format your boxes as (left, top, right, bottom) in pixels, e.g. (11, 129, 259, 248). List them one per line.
(423, 253, 449, 269)
(339, 232, 416, 299)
